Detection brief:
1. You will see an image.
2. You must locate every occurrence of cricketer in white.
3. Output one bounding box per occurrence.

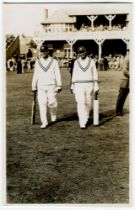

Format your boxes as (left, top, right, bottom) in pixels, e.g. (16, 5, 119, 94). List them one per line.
(32, 45, 62, 128)
(71, 46, 99, 129)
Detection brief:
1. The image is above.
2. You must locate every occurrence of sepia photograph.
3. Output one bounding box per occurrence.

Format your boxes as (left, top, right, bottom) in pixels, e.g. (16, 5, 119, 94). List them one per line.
(1, 0, 135, 208)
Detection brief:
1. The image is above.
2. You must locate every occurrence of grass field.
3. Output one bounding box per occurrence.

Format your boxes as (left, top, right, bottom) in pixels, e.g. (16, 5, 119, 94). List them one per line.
(6, 68, 129, 204)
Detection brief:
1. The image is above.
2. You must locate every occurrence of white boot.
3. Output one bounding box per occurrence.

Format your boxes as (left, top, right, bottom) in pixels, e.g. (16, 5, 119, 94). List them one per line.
(79, 121, 86, 129)
(50, 107, 57, 122)
(80, 124, 86, 129)
(40, 122, 48, 129)
(51, 115, 57, 122)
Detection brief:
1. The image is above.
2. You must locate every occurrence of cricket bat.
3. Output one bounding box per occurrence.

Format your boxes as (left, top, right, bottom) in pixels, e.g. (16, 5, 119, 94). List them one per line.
(93, 91, 99, 125)
(31, 91, 37, 125)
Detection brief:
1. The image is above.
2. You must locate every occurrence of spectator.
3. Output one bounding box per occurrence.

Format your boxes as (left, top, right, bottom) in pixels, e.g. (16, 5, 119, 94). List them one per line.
(27, 49, 33, 59)
(116, 50, 129, 116)
(103, 56, 109, 71)
(7, 57, 16, 71)
(98, 57, 104, 71)
(16, 57, 22, 74)
(68, 54, 76, 76)
(119, 54, 124, 71)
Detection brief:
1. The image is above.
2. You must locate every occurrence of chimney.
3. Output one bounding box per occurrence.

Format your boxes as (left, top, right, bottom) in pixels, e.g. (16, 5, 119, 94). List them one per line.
(44, 9, 48, 20)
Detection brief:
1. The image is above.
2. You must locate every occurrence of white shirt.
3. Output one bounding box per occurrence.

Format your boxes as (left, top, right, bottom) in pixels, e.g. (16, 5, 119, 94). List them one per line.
(72, 57, 98, 84)
(32, 56, 62, 90)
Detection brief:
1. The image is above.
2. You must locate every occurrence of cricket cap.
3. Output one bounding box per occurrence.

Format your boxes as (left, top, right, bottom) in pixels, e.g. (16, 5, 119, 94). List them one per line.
(40, 45, 49, 52)
(77, 46, 86, 53)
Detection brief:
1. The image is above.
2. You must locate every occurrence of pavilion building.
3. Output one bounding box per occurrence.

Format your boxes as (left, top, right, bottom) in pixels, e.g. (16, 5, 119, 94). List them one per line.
(33, 3, 132, 59)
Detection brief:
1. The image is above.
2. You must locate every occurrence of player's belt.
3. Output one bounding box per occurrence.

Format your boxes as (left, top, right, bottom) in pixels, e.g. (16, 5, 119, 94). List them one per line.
(72, 80, 98, 84)
(38, 58, 53, 72)
(77, 58, 91, 72)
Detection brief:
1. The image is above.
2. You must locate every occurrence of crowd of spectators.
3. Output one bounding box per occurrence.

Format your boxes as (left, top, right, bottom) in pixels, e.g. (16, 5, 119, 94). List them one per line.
(6, 49, 36, 73)
(79, 23, 127, 32)
(6, 45, 125, 73)
(53, 53, 125, 72)
(44, 22, 127, 33)
(92, 54, 125, 71)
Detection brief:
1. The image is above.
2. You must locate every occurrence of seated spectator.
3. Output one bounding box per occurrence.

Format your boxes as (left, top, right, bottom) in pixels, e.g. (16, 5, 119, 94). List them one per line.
(22, 59, 29, 73)
(114, 55, 120, 70)
(98, 57, 104, 71)
(7, 57, 16, 71)
(108, 55, 114, 69)
(119, 54, 124, 71)
(122, 26, 127, 30)
(99, 24, 104, 31)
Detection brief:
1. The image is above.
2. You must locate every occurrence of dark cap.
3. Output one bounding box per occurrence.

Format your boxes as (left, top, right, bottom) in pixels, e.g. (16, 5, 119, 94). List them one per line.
(77, 46, 86, 53)
(40, 45, 49, 52)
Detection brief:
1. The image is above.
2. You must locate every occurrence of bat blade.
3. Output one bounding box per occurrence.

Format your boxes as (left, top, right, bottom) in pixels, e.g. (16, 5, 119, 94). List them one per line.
(93, 91, 99, 125)
(31, 91, 37, 125)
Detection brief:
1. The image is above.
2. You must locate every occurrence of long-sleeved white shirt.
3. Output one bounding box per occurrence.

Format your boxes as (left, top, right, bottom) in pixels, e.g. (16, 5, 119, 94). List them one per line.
(32, 56, 62, 90)
(72, 57, 98, 84)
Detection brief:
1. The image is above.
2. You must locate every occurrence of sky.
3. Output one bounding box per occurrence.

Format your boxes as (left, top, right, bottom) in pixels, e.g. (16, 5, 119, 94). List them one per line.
(3, 3, 55, 36)
(2, 3, 98, 36)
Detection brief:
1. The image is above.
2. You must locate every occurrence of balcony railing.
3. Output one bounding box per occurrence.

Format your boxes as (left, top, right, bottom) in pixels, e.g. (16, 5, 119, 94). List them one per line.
(34, 30, 130, 41)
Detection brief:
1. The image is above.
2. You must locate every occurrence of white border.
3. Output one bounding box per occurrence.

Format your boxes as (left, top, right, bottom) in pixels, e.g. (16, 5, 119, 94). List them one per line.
(0, 0, 135, 210)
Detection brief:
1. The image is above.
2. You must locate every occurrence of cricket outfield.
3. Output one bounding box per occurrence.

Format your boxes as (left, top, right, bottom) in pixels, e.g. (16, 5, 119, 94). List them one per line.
(6, 68, 129, 203)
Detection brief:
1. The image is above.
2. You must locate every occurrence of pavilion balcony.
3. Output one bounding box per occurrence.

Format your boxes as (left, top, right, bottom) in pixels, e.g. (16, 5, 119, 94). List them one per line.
(35, 30, 130, 41)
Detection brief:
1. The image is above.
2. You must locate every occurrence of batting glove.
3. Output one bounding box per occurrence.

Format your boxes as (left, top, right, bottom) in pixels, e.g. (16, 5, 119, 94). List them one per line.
(70, 88, 73, 94)
(70, 84, 74, 94)
(94, 83, 99, 92)
(32, 87, 37, 92)
(56, 87, 62, 93)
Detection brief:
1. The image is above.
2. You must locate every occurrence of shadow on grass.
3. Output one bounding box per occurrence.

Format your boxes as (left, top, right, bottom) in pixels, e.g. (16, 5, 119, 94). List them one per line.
(48, 113, 78, 127)
(48, 110, 115, 127)
(96, 108, 128, 126)
(44, 108, 129, 128)
(98, 109, 116, 126)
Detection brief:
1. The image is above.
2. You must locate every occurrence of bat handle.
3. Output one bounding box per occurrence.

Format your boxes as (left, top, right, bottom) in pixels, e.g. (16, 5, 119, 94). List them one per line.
(94, 91, 98, 100)
(93, 91, 99, 125)
(33, 91, 37, 99)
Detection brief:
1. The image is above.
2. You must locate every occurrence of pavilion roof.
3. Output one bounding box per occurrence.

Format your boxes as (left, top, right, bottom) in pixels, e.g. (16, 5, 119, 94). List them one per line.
(41, 10, 76, 24)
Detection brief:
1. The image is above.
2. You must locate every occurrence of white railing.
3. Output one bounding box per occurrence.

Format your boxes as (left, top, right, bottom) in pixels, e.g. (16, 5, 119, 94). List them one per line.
(34, 30, 130, 41)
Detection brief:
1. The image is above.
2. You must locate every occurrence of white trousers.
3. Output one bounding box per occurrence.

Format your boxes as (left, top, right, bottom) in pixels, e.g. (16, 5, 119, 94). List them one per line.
(37, 86, 57, 124)
(74, 83, 93, 126)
